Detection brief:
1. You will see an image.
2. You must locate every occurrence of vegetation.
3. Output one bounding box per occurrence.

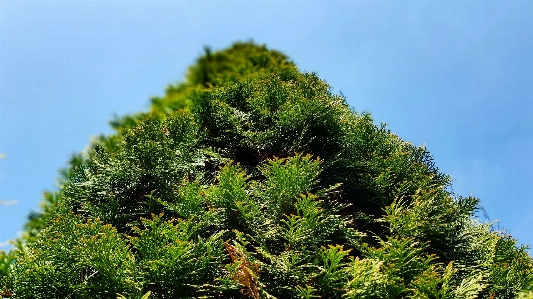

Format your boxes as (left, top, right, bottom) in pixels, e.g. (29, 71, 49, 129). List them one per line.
(1, 42, 531, 298)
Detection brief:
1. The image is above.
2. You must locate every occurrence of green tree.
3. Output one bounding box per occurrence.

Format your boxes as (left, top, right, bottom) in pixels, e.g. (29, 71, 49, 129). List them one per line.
(1, 42, 531, 298)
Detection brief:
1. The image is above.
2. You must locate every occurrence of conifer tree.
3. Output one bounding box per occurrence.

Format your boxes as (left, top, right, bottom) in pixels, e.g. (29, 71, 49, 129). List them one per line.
(1, 42, 531, 298)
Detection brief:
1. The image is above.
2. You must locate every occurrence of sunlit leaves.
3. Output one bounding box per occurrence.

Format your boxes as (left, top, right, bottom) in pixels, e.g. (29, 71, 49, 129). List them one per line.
(130, 214, 226, 298)
(14, 212, 141, 298)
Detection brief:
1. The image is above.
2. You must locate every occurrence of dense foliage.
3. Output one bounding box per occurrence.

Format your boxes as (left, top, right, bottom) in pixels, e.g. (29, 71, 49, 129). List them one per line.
(1, 42, 531, 298)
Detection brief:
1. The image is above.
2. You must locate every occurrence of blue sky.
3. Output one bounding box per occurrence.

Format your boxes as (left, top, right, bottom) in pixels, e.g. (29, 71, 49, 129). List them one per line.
(1, 1, 532, 251)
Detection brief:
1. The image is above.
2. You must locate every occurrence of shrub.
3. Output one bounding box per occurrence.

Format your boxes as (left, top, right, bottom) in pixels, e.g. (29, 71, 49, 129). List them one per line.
(1, 42, 531, 298)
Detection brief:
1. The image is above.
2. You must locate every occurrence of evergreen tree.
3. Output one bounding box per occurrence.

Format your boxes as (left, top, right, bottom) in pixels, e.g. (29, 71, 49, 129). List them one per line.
(1, 42, 531, 298)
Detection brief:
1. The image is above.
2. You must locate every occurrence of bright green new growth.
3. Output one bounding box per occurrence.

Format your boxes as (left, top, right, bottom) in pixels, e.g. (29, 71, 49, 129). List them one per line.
(1, 42, 531, 298)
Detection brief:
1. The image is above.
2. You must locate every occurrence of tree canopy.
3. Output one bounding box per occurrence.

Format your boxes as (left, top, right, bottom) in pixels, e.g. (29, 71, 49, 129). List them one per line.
(1, 42, 532, 299)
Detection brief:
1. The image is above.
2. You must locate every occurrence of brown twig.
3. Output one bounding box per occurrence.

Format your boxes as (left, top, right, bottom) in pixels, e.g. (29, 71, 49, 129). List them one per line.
(224, 242, 260, 299)
(0, 284, 12, 297)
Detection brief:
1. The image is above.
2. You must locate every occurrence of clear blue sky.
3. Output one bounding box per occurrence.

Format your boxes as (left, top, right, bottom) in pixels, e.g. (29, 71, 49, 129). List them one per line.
(1, 1, 532, 251)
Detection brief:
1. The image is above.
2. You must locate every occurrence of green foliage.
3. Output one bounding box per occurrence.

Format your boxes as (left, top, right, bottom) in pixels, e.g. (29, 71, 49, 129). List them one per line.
(129, 214, 227, 298)
(111, 41, 298, 133)
(184, 42, 297, 87)
(1, 41, 531, 298)
(14, 212, 141, 298)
